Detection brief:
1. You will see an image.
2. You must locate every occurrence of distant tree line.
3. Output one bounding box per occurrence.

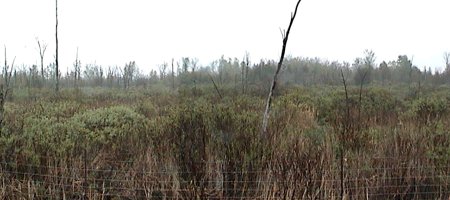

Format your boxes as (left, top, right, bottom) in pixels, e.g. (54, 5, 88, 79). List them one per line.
(2, 50, 450, 93)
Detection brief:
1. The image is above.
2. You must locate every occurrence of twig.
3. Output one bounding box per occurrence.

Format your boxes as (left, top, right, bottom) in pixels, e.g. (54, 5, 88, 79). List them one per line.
(208, 73, 222, 100)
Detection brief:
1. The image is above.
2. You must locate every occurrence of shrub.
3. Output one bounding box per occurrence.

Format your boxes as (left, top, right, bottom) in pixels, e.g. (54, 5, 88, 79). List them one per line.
(407, 97, 448, 126)
(70, 106, 150, 151)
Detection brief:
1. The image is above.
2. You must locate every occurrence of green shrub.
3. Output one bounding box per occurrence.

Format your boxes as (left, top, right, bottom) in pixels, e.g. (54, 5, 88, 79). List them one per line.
(8, 105, 150, 163)
(407, 97, 448, 125)
(135, 99, 158, 118)
(70, 106, 149, 149)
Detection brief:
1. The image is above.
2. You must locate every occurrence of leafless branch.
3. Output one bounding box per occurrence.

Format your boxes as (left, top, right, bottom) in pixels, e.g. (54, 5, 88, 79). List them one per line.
(55, 0, 59, 92)
(261, 0, 302, 138)
(208, 73, 222, 100)
(36, 38, 47, 81)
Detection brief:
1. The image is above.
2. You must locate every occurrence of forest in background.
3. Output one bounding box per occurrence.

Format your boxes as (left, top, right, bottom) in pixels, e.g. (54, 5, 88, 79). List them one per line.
(5, 50, 450, 96)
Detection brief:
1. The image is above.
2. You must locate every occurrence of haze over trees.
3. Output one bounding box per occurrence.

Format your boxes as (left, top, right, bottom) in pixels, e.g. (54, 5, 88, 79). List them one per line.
(1, 49, 449, 94)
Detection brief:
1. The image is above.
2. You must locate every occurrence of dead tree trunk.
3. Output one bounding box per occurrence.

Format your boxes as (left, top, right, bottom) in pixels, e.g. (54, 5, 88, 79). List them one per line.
(444, 52, 450, 72)
(74, 47, 81, 88)
(339, 68, 350, 200)
(1, 46, 15, 135)
(208, 73, 222, 100)
(172, 58, 175, 90)
(241, 52, 250, 95)
(261, 0, 302, 138)
(36, 39, 47, 85)
(55, 0, 60, 93)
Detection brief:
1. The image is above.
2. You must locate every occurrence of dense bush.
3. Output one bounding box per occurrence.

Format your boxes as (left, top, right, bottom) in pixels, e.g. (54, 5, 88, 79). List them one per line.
(71, 106, 150, 154)
(407, 97, 448, 126)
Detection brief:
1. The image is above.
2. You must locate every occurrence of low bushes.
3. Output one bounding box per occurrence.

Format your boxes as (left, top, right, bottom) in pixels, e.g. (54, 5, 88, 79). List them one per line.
(0, 86, 449, 199)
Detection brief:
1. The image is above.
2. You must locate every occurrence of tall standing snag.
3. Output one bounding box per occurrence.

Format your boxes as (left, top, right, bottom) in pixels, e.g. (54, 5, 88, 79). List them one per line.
(261, 0, 302, 138)
(172, 58, 175, 90)
(444, 52, 450, 72)
(55, 0, 60, 92)
(1, 46, 15, 135)
(339, 68, 350, 200)
(74, 47, 81, 87)
(36, 39, 47, 84)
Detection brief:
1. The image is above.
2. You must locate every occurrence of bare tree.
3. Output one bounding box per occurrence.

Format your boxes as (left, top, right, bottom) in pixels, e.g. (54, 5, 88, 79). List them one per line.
(241, 52, 250, 94)
(171, 58, 175, 90)
(158, 62, 167, 80)
(181, 57, 189, 73)
(191, 58, 199, 73)
(123, 61, 136, 89)
(443, 52, 450, 84)
(444, 52, 450, 72)
(1, 46, 15, 134)
(191, 58, 199, 85)
(36, 38, 47, 83)
(261, 0, 302, 138)
(74, 47, 81, 87)
(55, 0, 60, 92)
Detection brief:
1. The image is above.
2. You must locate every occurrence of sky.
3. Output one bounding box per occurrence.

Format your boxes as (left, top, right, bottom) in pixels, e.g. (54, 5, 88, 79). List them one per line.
(0, 0, 449, 73)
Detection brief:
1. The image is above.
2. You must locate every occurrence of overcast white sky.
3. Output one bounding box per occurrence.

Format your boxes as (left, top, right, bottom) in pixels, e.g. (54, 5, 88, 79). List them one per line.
(1, 0, 449, 73)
